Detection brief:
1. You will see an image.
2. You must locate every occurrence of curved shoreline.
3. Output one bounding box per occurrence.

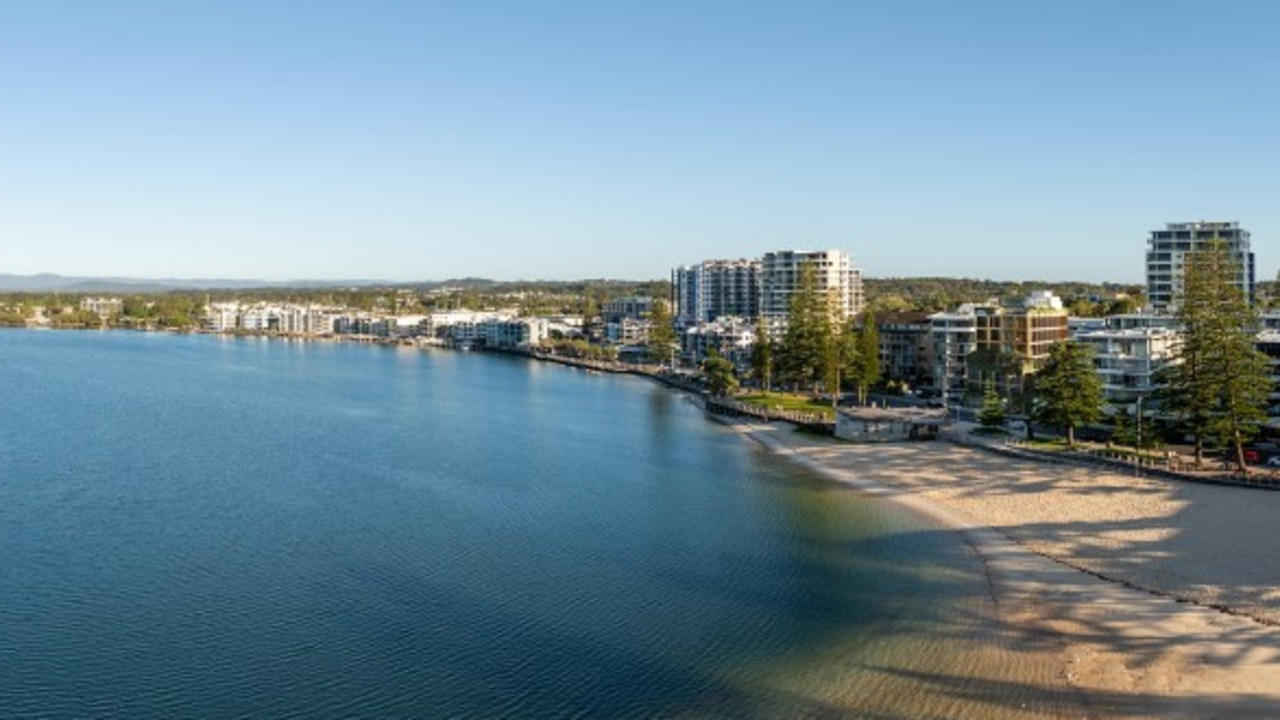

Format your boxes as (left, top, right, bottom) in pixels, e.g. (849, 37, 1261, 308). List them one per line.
(718, 417, 1280, 718)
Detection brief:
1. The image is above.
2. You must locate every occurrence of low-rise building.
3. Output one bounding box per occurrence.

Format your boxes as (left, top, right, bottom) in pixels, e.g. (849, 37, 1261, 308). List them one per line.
(205, 302, 240, 332)
(601, 296, 654, 321)
(1254, 331, 1280, 415)
(835, 406, 946, 442)
(1076, 322, 1181, 405)
(427, 310, 515, 338)
(929, 304, 982, 402)
(875, 311, 932, 390)
(81, 297, 123, 317)
(972, 291, 1069, 399)
(605, 317, 651, 345)
(680, 318, 755, 367)
(334, 314, 393, 337)
(483, 318, 548, 349)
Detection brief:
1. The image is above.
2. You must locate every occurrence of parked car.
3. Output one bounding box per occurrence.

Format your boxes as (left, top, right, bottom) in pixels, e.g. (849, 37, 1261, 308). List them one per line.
(1264, 456, 1280, 468)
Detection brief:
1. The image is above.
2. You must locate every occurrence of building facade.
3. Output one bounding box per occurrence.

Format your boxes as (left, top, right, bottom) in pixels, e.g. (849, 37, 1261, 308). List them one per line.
(671, 259, 761, 324)
(929, 304, 981, 403)
(679, 317, 755, 367)
(971, 291, 1070, 400)
(601, 296, 654, 321)
(80, 297, 123, 317)
(1076, 318, 1181, 405)
(604, 317, 652, 345)
(1146, 221, 1254, 313)
(1254, 332, 1280, 419)
(760, 249, 864, 331)
(875, 311, 933, 389)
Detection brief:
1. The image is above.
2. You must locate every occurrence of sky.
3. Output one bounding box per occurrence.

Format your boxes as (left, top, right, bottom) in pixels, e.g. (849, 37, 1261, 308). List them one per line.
(3, 0, 1279, 283)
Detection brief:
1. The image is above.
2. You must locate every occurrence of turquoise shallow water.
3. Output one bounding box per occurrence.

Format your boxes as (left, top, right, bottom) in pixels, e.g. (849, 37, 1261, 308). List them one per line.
(0, 330, 1049, 717)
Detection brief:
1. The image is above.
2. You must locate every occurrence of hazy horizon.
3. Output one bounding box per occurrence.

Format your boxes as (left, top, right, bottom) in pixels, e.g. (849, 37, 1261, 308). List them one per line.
(0, 269, 1150, 289)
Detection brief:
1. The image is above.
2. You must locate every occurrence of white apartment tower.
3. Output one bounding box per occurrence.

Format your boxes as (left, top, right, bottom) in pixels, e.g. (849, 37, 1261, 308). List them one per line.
(760, 249, 863, 328)
(1146, 221, 1254, 313)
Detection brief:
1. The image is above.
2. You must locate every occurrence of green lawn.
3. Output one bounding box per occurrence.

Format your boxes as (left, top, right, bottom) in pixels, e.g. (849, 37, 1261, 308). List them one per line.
(736, 391, 835, 420)
(1017, 437, 1076, 452)
(1016, 437, 1165, 461)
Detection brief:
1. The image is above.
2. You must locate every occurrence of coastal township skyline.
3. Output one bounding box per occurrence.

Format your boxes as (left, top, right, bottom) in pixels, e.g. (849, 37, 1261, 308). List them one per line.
(3, 1, 1280, 284)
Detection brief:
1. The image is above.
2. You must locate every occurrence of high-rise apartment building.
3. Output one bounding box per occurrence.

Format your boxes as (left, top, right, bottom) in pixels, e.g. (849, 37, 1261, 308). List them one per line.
(671, 259, 761, 324)
(1146, 221, 1254, 313)
(759, 249, 863, 329)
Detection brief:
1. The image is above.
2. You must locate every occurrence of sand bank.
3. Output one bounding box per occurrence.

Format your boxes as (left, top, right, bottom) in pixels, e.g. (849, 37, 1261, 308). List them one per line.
(729, 420, 1280, 719)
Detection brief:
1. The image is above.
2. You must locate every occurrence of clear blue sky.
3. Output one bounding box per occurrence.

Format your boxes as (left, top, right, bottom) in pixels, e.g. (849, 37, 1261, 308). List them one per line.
(3, 0, 1278, 283)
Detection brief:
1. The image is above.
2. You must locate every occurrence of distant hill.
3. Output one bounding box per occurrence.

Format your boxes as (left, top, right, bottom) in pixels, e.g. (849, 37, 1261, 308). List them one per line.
(0, 274, 398, 293)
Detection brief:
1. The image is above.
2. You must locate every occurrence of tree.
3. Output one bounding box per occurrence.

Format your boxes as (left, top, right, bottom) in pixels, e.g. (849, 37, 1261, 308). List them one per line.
(977, 379, 1006, 428)
(1110, 405, 1137, 447)
(1032, 341, 1103, 446)
(1161, 240, 1271, 471)
(846, 313, 881, 405)
(1104, 294, 1143, 316)
(776, 263, 834, 393)
(866, 293, 913, 315)
(646, 299, 679, 365)
(750, 321, 774, 391)
(824, 317, 860, 408)
(580, 289, 601, 320)
(701, 349, 738, 397)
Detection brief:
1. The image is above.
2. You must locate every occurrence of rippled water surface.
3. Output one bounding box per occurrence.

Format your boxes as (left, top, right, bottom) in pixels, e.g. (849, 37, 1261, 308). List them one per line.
(0, 330, 1070, 717)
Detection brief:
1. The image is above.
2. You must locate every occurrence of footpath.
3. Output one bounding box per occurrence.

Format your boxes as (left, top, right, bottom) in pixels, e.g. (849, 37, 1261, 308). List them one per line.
(943, 421, 1280, 491)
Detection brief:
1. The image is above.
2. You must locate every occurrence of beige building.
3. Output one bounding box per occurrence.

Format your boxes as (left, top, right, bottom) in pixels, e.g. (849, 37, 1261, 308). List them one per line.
(972, 291, 1069, 398)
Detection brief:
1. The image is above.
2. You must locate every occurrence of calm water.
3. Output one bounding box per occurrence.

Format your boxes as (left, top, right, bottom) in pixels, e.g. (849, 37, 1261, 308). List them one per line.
(0, 330, 1064, 718)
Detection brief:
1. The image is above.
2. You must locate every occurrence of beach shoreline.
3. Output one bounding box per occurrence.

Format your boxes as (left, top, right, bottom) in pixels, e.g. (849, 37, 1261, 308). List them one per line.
(717, 416, 1280, 719)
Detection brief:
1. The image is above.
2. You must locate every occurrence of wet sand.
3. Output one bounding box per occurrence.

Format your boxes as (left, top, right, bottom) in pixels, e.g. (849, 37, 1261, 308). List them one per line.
(729, 420, 1280, 719)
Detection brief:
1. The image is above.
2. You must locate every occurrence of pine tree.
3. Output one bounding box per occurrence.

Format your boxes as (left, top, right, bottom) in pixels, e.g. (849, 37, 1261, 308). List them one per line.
(848, 313, 881, 405)
(1110, 405, 1136, 448)
(1032, 341, 1102, 446)
(825, 316, 859, 408)
(750, 321, 774, 391)
(1162, 240, 1271, 471)
(702, 348, 738, 397)
(977, 379, 1006, 428)
(777, 263, 834, 394)
(646, 299, 679, 365)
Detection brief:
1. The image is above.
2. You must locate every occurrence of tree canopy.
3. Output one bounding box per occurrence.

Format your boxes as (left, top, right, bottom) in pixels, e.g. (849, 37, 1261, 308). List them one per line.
(701, 349, 738, 397)
(645, 299, 679, 364)
(749, 320, 774, 391)
(977, 379, 1007, 428)
(1032, 341, 1103, 445)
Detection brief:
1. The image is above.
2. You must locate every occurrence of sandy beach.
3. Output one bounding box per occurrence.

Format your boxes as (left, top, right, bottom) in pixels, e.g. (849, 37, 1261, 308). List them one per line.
(729, 419, 1280, 719)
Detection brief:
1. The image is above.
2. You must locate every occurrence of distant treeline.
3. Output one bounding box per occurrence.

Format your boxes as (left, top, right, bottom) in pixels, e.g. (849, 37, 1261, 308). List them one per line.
(0, 279, 674, 327)
(3, 276, 1276, 326)
(863, 277, 1146, 316)
(864, 277, 1278, 315)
